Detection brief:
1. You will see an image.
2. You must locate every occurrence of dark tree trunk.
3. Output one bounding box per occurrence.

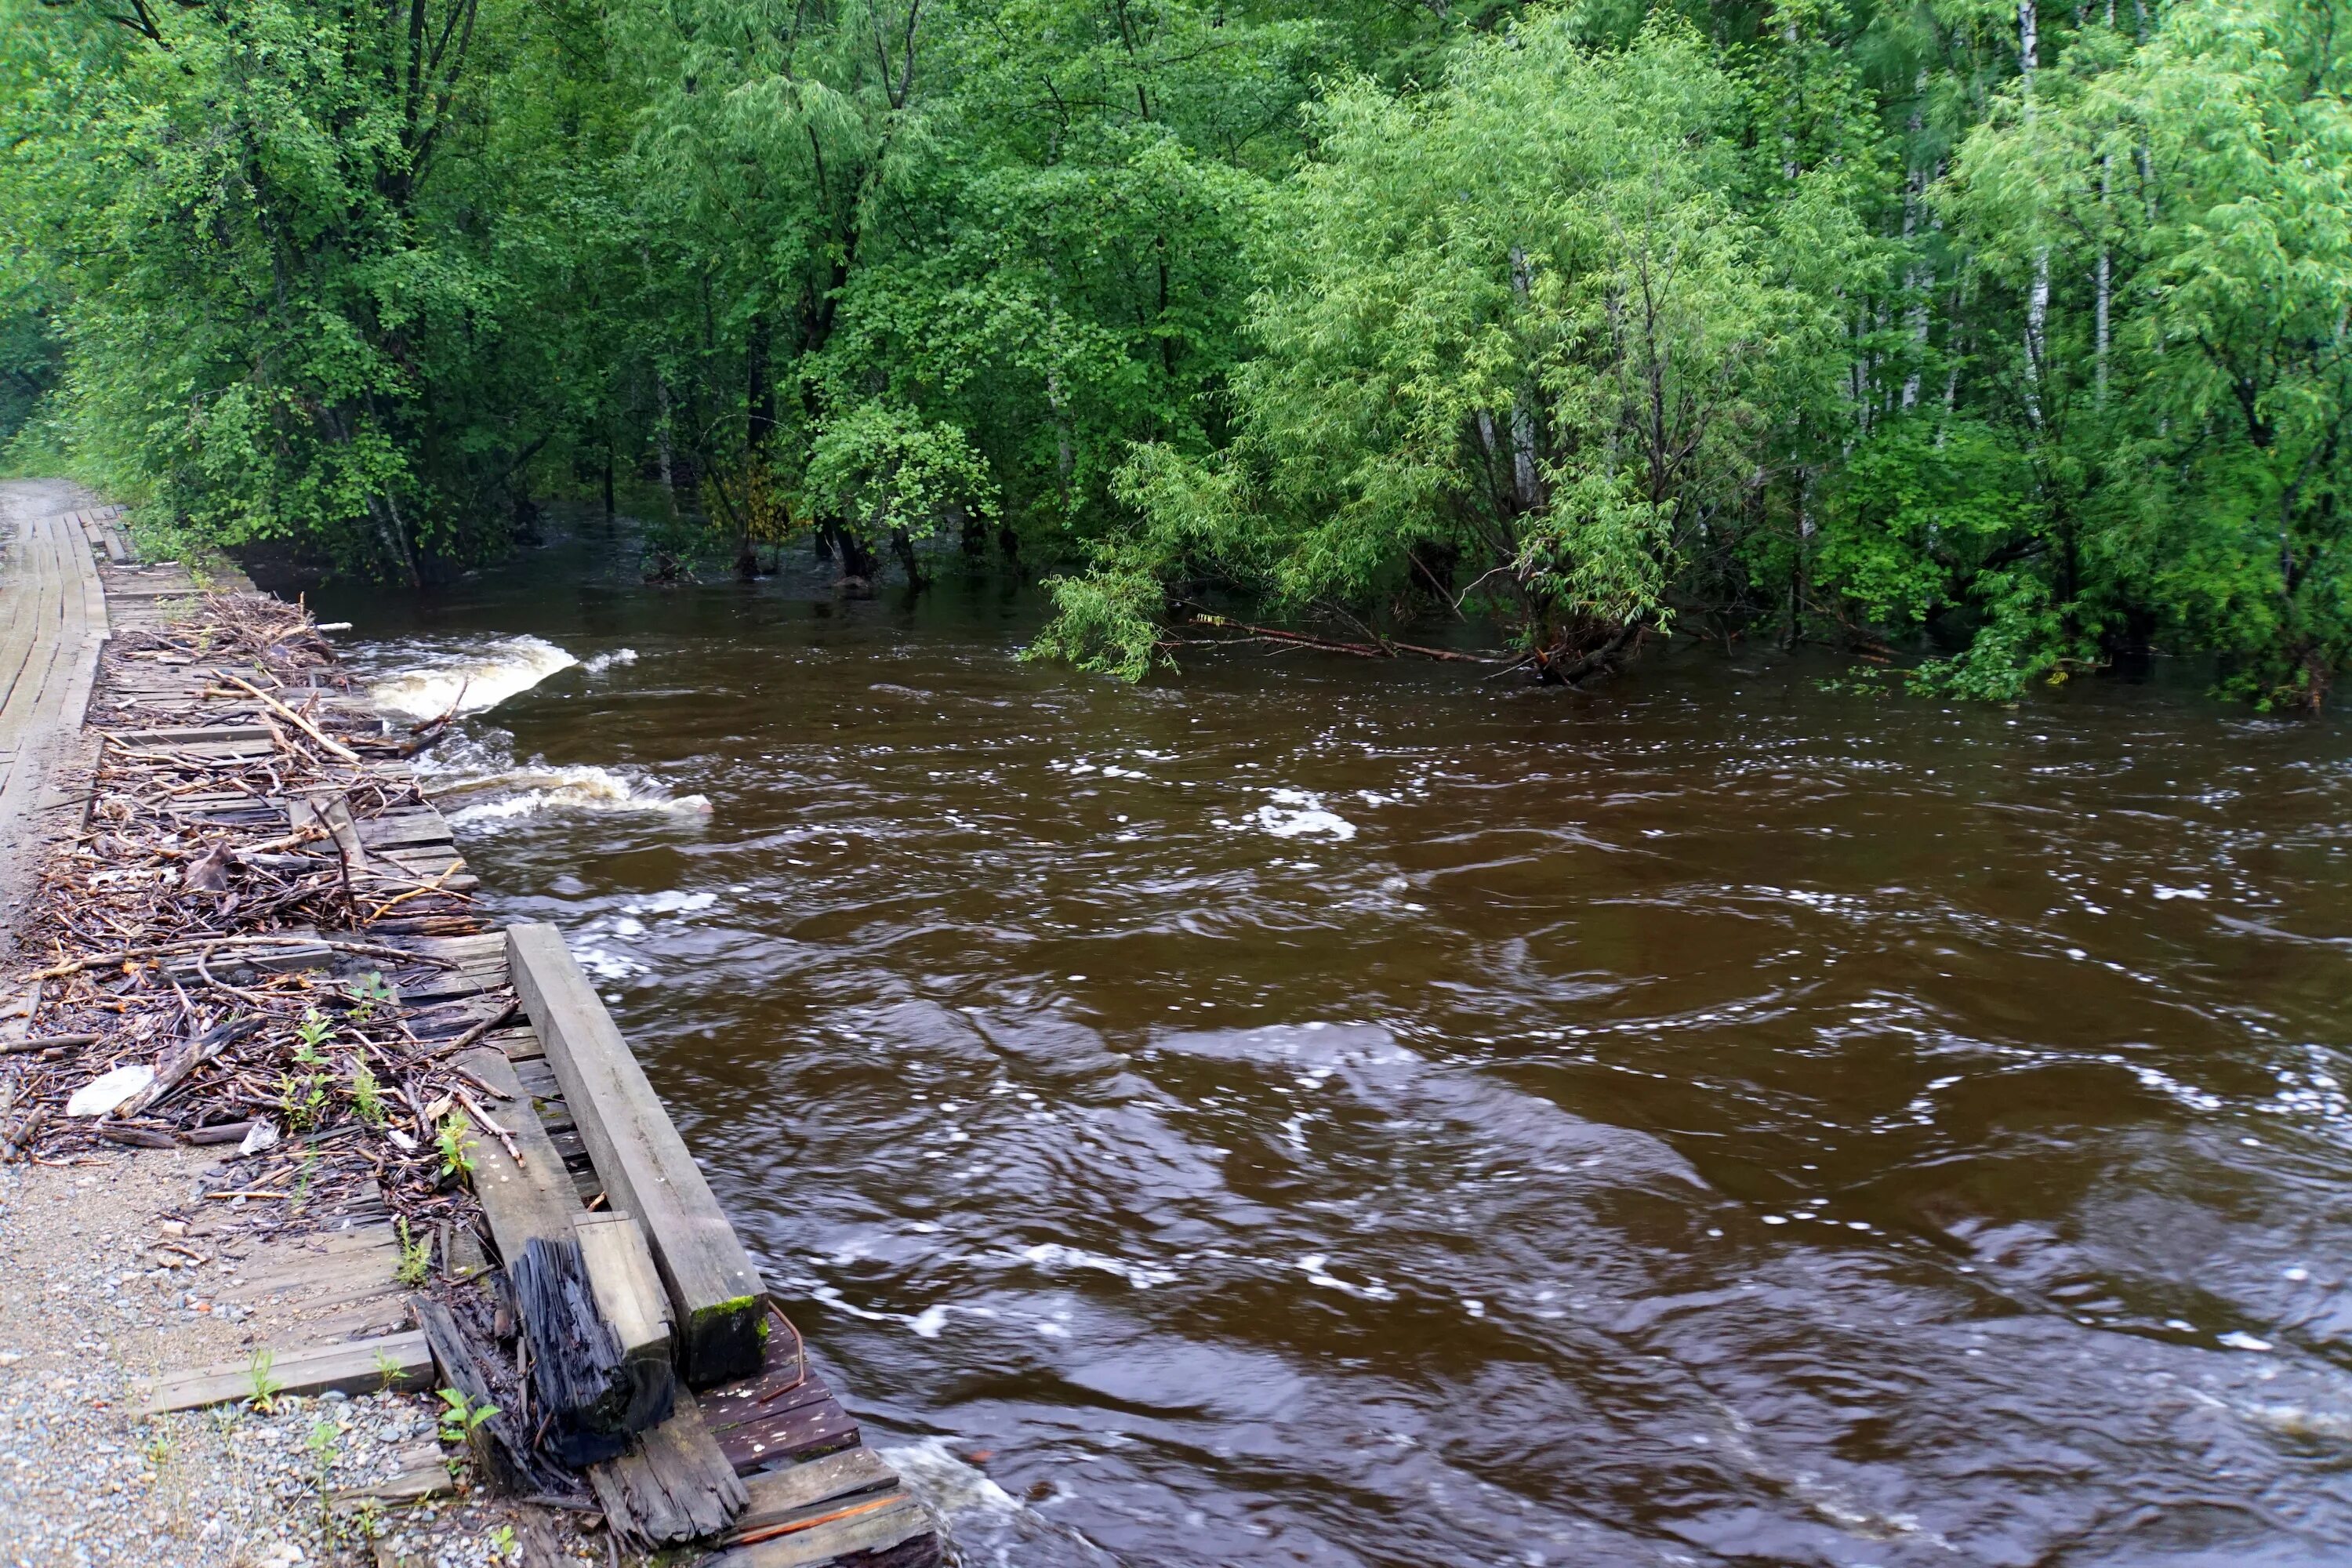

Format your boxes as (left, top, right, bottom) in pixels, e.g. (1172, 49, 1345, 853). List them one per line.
(890, 526, 926, 588)
(746, 310, 775, 450)
(822, 521, 877, 585)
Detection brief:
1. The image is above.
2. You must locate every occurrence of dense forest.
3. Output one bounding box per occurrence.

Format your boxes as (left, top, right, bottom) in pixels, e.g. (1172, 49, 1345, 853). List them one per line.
(2, 0, 2347, 705)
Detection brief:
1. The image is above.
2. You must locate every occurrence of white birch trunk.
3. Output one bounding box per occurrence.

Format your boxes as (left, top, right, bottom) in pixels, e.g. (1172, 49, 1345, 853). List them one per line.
(1507, 245, 1541, 512)
(2020, 0, 2049, 429)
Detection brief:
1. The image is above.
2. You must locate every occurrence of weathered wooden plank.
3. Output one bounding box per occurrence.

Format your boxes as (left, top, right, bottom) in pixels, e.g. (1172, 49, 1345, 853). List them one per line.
(330, 1443, 453, 1511)
(720, 1449, 898, 1540)
(575, 1210, 676, 1428)
(141, 1330, 432, 1414)
(587, 1405, 749, 1548)
(703, 1496, 938, 1568)
(284, 793, 370, 870)
(509, 922, 766, 1385)
(107, 725, 275, 747)
(452, 1046, 580, 1265)
(709, 1392, 862, 1473)
(486, 1023, 543, 1061)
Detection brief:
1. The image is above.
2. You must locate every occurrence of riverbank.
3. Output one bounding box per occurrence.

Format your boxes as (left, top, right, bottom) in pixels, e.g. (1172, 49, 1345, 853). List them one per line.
(0, 481, 604, 1566)
(0, 485, 942, 1567)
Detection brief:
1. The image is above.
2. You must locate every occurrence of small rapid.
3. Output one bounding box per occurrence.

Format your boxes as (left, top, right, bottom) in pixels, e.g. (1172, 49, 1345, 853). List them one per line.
(315, 528, 2352, 1567)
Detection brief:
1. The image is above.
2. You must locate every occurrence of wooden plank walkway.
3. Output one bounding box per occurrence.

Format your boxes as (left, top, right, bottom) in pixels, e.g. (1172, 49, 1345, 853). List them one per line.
(0, 503, 109, 1003)
(38, 510, 943, 1566)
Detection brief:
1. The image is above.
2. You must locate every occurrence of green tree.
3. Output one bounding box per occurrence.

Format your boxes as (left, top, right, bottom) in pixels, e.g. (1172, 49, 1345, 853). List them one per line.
(1040, 16, 1861, 678)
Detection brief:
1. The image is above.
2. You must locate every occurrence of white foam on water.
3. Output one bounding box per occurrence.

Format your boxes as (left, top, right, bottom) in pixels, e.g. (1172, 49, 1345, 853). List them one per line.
(877, 1438, 1023, 1524)
(1295, 1253, 1397, 1302)
(1255, 789, 1356, 840)
(369, 635, 578, 718)
(436, 763, 711, 827)
(625, 889, 718, 916)
(583, 648, 638, 673)
(1018, 1242, 1178, 1289)
(2220, 1330, 2275, 1352)
(2152, 884, 2209, 901)
(572, 944, 644, 983)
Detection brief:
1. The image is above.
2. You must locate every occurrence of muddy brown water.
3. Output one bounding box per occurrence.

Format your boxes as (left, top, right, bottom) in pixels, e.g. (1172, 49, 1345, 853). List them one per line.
(317, 528, 2352, 1567)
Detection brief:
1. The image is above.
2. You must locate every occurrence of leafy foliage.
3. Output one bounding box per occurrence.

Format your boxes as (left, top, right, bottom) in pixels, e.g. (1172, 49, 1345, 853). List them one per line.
(4, 0, 2350, 704)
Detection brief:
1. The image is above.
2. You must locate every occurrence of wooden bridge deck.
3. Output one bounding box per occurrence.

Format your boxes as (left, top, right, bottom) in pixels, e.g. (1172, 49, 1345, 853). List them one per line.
(35, 515, 940, 1567)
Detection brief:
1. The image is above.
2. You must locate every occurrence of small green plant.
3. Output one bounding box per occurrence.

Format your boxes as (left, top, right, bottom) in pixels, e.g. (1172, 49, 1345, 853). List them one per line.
(292, 1007, 333, 1063)
(306, 1417, 338, 1471)
(348, 1058, 385, 1127)
(435, 1115, 474, 1179)
(306, 1417, 343, 1537)
(280, 1070, 328, 1132)
(394, 1218, 430, 1290)
(247, 1348, 282, 1413)
(345, 1497, 384, 1547)
(140, 1429, 174, 1468)
(291, 1144, 318, 1207)
(487, 1523, 517, 1559)
(437, 1387, 498, 1446)
(347, 971, 394, 1022)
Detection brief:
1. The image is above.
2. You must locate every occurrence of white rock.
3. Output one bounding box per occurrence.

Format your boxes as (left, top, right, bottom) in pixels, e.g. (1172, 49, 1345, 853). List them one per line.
(66, 1066, 154, 1118)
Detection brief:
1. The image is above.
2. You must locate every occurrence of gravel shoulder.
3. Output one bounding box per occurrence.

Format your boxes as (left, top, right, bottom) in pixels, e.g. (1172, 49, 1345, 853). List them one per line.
(0, 1147, 612, 1568)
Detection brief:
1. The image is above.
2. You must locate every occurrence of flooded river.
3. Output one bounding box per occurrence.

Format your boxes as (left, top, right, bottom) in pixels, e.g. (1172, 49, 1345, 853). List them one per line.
(318, 525, 2352, 1566)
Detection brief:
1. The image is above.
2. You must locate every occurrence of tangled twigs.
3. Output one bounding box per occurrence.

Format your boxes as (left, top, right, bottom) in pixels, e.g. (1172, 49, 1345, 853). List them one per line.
(5, 586, 490, 1225)
(211, 669, 363, 763)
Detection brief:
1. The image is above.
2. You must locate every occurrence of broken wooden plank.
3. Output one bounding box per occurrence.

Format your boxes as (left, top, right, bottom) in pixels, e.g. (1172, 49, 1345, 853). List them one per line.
(511, 1234, 641, 1465)
(413, 1298, 572, 1497)
(508, 922, 766, 1385)
(702, 1495, 939, 1568)
(142, 1330, 432, 1414)
(720, 1449, 898, 1542)
(575, 1210, 677, 1432)
(458, 1046, 677, 1449)
(587, 1405, 749, 1548)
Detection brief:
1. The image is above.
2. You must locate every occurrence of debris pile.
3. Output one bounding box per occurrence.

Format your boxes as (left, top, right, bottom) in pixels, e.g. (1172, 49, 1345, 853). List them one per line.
(1, 592, 494, 1234)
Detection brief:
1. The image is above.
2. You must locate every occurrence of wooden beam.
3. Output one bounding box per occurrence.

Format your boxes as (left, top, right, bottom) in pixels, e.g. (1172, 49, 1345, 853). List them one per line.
(507, 923, 766, 1385)
(141, 1329, 433, 1414)
(458, 1046, 679, 1441)
(452, 1045, 579, 1265)
(575, 1210, 677, 1430)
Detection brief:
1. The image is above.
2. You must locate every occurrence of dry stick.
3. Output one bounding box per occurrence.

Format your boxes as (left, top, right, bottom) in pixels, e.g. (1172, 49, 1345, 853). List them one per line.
(457, 1087, 524, 1166)
(193, 943, 273, 1011)
(209, 670, 362, 764)
(432, 999, 520, 1059)
(364, 859, 470, 923)
(2, 1033, 96, 1054)
(18, 935, 456, 983)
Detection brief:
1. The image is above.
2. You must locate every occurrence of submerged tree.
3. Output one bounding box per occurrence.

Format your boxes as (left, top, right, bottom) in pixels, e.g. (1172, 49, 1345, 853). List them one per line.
(1036, 19, 1860, 678)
